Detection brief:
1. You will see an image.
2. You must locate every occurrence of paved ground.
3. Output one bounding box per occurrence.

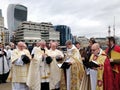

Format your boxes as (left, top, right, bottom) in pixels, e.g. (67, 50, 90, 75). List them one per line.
(0, 82, 11, 90)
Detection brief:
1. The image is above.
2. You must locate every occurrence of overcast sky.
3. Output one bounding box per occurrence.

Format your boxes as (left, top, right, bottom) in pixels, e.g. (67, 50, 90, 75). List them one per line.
(0, 0, 120, 38)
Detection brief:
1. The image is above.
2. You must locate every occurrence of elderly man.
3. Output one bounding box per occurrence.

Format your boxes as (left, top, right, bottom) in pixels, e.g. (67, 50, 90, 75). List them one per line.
(60, 40, 85, 90)
(27, 40, 51, 90)
(89, 43, 113, 90)
(48, 42, 64, 90)
(10, 41, 31, 90)
(27, 41, 64, 90)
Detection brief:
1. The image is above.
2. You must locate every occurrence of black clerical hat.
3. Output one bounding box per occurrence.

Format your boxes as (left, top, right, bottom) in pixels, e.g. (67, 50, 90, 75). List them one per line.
(21, 55, 30, 64)
(56, 55, 62, 61)
(46, 56, 52, 64)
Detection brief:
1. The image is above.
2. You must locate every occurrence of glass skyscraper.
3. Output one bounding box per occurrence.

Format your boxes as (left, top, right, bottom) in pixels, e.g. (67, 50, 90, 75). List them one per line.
(0, 9, 2, 17)
(7, 4, 27, 32)
(54, 25, 72, 46)
(7, 4, 27, 41)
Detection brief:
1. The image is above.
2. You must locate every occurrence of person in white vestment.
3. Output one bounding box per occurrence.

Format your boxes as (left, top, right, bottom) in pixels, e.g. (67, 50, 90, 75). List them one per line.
(0, 43, 9, 84)
(6, 42, 16, 69)
(48, 42, 64, 90)
(31, 41, 41, 57)
(89, 43, 107, 90)
(27, 40, 51, 90)
(27, 41, 64, 90)
(8, 42, 16, 68)
(10, 41, 31, 90)
(35, 40, 50, 90)
(60, 40, 85, 90)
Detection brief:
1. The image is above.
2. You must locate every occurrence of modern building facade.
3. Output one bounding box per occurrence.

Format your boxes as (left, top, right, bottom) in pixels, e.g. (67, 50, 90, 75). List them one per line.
(7, 4, 27, 37)
(4, 28, 9, 44)
(54, 25, 72, 46)
(0, 10, 4, 27)
(0, 9, 5, 44)
(0, 9, 10, 45)
(14, 21, 60, 45)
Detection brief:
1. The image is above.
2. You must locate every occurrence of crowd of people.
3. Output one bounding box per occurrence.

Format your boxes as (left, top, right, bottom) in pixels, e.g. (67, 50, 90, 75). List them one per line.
(0, 36, 120, 90)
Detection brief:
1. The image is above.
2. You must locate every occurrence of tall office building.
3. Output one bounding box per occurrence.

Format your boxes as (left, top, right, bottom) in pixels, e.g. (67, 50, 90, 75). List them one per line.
(0, 9, 4, 27)
(7, 4, 27, 32)
(0, 9, 2, 17)
(54, 25, 72, 46)
(0, 9, 4, 43)
(0, 9, 9, 44)
(14, 21, 60, 45)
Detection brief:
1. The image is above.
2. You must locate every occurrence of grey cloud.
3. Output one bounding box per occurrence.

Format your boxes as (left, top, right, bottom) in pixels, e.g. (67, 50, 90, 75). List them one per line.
(1, 0, 120, 38)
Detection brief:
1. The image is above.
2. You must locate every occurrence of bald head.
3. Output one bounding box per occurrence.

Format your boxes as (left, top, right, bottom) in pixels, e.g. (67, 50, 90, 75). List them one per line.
(91, 43, 100, 49)
(51, 42, 57, 50)
(91, 43, 100, 55)
(18, 41, 24, 46)
(40, 40, 46, 49)
(17, 41, 26, 50)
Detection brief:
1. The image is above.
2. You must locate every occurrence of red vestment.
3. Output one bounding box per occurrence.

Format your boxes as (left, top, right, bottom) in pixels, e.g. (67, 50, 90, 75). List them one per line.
(106, 45, 120, 90)
(103, 57, 114, 90)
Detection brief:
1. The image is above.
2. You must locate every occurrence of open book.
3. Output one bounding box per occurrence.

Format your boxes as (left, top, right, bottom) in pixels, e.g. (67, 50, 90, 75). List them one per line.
(57, 61, 71, 69)
(85, 60, 100, 68)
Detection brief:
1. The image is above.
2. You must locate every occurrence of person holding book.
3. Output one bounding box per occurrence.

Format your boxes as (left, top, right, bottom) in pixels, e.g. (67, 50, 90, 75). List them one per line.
(106, 36, 120, 90)
(84, 38, 96, 68)
(60, 40, 85, 90)
(89, 43, 113, 90)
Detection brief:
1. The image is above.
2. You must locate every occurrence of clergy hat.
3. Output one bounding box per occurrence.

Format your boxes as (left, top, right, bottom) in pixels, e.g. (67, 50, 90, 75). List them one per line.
(46, 56, 52, 64)
(21, 55, 30, 64)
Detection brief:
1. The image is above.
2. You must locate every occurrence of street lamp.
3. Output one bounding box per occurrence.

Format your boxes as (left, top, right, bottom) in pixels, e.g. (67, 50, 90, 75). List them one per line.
(108, 26, 111, 37)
